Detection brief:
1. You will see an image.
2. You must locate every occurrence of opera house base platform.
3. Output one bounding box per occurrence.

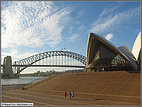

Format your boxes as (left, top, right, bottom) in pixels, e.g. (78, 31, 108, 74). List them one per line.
(2, 71, 140, 105)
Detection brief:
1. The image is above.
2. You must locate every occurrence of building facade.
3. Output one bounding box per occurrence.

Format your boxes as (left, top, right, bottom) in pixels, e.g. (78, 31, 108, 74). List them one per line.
(86, 32, 141, 72)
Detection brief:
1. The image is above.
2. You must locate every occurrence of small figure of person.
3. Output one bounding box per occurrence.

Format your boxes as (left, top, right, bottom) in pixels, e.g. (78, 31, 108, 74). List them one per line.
(69, 91, 72, 99)
(65, 91, 67, 98)
(72, 91, 74, 98)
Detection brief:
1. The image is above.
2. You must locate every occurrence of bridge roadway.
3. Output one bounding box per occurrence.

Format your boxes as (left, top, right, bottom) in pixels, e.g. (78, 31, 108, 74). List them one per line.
(1, 65, 85, 68)
(12, 65, 85, 68)
(2, 88, 136, 105)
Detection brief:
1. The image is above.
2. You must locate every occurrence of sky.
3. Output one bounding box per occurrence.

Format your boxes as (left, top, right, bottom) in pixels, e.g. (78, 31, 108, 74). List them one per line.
(1, 1, 141, 73)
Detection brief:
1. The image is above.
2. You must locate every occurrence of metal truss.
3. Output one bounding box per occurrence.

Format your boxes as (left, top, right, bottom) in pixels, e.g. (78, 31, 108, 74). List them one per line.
(13, 51, 86, 74)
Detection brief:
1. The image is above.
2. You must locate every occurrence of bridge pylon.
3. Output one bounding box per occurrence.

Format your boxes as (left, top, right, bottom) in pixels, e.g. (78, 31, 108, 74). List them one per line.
(2, 56, 14, 78)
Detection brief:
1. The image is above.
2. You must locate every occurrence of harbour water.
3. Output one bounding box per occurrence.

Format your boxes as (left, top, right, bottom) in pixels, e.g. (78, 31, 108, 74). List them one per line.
(1, 76, 47, 85)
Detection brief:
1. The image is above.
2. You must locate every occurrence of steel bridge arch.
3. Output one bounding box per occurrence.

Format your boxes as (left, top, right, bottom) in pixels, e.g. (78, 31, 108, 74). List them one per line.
(13, 51, 86, 74)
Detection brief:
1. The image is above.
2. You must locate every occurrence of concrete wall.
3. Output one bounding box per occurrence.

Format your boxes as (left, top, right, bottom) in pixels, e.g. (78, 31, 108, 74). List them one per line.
(2, 56, 13, 77)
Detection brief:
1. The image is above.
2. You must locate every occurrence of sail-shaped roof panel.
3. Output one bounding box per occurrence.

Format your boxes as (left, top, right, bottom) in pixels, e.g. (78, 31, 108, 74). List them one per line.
(132, 32, 141, 61)
(86, 33, 139, 72)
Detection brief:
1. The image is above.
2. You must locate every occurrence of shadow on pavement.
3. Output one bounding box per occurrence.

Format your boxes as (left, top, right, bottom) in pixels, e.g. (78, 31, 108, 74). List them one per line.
(73, 98, 101, 101)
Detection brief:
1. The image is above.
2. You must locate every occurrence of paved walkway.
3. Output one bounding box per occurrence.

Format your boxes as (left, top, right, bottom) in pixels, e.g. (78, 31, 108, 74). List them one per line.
(2, 90, 137, 106)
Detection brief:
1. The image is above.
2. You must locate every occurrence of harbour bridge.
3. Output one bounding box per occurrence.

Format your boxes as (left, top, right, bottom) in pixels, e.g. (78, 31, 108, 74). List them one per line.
(2, 51, 86, 76)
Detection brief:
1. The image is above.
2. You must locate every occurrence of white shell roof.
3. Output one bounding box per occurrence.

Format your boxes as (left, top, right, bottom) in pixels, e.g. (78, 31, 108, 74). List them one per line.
(117, 46, 138, 70)
(132, 32, 141, 61)
(88, 33, 139, 71)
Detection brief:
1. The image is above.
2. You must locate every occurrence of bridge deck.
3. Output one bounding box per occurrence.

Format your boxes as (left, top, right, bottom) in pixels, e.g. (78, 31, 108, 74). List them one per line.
(12, 65, 85, 68)
(1, 65, 85, 68)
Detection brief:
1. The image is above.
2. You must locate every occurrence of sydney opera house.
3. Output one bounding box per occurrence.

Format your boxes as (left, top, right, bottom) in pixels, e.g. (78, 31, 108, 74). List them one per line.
(86, 32, 141, 72)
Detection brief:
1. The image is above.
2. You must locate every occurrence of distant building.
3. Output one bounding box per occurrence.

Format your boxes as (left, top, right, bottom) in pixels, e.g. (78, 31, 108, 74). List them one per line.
(86, 32, 141, 72)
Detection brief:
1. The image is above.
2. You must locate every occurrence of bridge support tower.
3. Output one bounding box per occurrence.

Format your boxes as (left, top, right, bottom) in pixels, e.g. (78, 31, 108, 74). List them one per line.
(2, 56, 15, 78)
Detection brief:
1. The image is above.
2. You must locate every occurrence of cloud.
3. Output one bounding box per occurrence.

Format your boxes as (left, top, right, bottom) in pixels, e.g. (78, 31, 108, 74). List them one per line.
(1, 49, 38, 63)
(77, 10, 84, 18)
(1, 1, 73, 49)
(105, 33, 113, 41)
(69, 34, 80, 42)
(89, 6, 140, 33)
(78, 25, 85, 31)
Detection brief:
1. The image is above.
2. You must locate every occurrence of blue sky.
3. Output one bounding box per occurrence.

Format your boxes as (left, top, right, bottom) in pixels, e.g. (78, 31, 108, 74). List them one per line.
(1, 1, 141, 73)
